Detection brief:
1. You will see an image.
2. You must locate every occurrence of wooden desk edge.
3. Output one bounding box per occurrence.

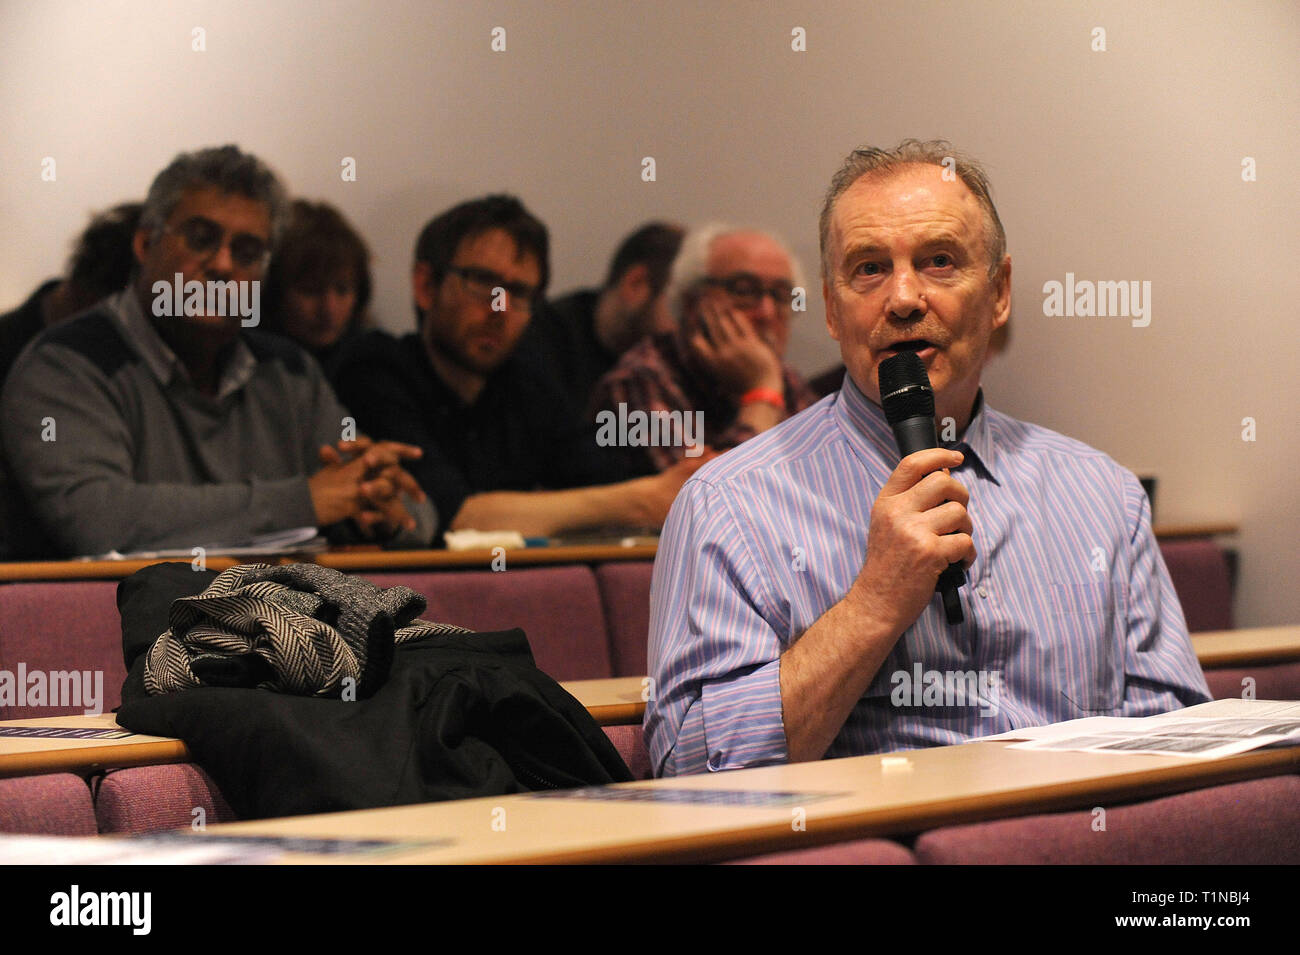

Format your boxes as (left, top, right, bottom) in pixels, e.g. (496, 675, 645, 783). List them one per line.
(314, 544, 657, 570)
(0, 544, 659, 581)
(0, 557, 245, 581)
(0, 529, 1244, 580)
(1196, 647, 1300, 668)
(499, 744, 1300, 865)
(587, 702, 646, 727)
(1152, 523, 1239, 539)
(0, 740, 191, 779)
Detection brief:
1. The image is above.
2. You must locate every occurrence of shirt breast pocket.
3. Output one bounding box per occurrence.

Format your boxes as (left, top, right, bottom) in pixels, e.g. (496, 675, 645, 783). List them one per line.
(1050, 579, 1122, 715)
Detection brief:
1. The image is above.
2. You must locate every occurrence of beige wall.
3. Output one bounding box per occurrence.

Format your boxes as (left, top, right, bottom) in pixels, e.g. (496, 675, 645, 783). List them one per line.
(1, 0, 1296, 625)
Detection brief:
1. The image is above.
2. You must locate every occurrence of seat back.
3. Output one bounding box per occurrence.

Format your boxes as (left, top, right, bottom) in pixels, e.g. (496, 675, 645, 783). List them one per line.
(366, 565, 613, 680)
(1159, 539, 1233, 632)
(595, 561, 654, 677)
(0, 581, 125, 718)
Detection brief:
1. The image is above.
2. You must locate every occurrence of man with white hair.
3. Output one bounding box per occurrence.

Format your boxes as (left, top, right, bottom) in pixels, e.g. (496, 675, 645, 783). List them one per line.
(589, 225, 818, 475)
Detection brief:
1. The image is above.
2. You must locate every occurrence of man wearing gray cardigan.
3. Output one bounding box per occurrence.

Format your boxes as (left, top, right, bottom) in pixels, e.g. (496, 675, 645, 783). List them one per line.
(1, 145, 433, 557)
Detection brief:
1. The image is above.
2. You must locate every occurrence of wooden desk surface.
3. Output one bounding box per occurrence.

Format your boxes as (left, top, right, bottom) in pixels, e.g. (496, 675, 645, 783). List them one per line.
(0, 525, 1232, 581)
(0, 714, 189, 777)
(1192, 625, 1300, 667)
(0, 556, 249, 582)
(1152, 522, 1239, 540)
(561, 677, 648, 726)
(314, 544, 657, 572)
(0, 544, 658, 582)
(181, 740, 1300, 865)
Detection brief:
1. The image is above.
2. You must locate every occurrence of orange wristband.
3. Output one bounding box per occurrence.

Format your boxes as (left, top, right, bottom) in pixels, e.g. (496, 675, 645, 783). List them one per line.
(739, 387, 785, 410)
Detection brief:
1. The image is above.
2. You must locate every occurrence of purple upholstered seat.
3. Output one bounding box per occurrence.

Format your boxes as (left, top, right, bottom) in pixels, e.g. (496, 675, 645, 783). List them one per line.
(0, 581, 125, 718)
(595, 562, 654, 677)
(726, 838, 918, 865)
(94, 764, 236, 834)
(1158, 539, 1233, 632)
(913, 775, 1300, 864)
(366, 566, 612, 680)
(0, 773, 97, 835)
(602, 724, 651, 780)
(1203, 662, 1300, 702)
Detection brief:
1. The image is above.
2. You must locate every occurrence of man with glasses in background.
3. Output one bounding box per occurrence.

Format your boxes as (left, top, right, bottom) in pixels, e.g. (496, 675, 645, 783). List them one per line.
(590, 225, 818, 475)
(334, 194, 708, 543)
(1, 145, 433, 557)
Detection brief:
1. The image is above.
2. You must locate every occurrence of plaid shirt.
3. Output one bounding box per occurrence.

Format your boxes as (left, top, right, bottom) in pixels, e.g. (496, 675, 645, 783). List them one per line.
(590, 330, 818, 473)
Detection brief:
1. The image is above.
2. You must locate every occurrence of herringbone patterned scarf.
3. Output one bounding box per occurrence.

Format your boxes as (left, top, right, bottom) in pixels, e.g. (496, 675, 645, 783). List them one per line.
(143, 563, 469, 697)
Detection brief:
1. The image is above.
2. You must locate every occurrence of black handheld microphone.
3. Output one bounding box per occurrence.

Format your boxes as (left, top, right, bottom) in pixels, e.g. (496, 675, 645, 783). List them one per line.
(878, 351, 966, 625)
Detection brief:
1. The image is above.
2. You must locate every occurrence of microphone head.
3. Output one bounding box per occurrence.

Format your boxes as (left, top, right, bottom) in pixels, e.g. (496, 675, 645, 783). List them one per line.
(878, 351, 934, 426)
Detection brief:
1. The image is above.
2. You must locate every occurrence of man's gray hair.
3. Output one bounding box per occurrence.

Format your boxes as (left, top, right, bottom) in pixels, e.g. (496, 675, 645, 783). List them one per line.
(667, 223, 805, 324)
(818, 139, 1006, 280)
(139, 144, 290, 247)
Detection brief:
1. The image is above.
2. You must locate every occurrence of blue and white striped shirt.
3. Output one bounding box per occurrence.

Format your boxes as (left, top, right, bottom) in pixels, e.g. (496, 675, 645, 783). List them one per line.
(645, 374, 1212, 776)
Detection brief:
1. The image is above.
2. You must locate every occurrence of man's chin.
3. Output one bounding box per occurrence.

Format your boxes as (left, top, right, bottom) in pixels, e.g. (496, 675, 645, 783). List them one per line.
(450, 346, 510, 376)
(179, 313, 242, 329)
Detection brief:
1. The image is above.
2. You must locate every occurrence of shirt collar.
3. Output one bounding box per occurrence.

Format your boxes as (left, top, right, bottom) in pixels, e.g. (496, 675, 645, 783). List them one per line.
(834, 370, 1000, 484)
(111, 287, 257, 401)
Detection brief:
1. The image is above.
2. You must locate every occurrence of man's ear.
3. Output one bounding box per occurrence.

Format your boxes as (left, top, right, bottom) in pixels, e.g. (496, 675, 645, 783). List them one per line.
(412, 262, 437, 314)
(614, 263, 652, 310)
(131, 227, 152, 267)
(991, 255, 1012, 331)
(823, 277, 840, 342)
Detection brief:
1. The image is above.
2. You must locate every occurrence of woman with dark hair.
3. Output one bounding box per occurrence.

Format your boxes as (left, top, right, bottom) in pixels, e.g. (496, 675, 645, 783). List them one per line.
(263, 199, 372, 379)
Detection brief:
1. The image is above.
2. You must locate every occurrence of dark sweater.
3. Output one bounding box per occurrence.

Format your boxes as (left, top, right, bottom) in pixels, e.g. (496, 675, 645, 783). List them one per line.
(334, 330, 628, 540)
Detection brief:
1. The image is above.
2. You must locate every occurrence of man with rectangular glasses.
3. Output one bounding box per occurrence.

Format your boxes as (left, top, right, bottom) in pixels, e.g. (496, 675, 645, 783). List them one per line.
(334, 194, 707, 543)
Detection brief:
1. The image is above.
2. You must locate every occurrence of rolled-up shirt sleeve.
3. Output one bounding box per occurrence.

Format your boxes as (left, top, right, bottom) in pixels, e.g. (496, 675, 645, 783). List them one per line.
(644, 475, 790, 776)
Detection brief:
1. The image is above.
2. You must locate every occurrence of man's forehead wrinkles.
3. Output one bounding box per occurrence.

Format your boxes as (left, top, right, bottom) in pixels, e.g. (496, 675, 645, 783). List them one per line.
(836, 214, 977, 264)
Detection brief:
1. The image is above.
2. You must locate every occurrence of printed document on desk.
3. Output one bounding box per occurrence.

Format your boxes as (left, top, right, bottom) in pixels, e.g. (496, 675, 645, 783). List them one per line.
(78, 526, 326, 561)
(996, 700, 1300, 758)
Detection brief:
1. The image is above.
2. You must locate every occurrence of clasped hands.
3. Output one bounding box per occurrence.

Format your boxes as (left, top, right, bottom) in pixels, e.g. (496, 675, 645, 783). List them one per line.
(308, 435, 426, 538)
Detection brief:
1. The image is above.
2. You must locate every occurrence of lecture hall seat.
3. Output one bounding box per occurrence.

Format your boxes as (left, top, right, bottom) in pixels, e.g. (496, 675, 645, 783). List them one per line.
(912, 775, 1300, 864)
(0, 773, 98, 836)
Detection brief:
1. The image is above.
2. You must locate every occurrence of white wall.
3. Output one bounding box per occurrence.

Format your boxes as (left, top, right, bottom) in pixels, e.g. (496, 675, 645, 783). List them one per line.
(2, 0, 1296, 624)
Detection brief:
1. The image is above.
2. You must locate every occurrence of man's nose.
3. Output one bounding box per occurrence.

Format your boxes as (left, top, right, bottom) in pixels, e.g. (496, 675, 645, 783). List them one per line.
(752, 289, 780, 327)
(201, 240, 236, 280)
(325, 289, 348, 318)
(885, 266, 926, 319)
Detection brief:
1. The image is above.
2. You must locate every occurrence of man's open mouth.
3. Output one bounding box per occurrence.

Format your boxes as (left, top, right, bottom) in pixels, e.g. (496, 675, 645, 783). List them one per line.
(883, 339, 936, 353)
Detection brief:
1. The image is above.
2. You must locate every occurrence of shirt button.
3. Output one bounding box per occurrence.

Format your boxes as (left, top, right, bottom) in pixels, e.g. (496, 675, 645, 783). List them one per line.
(978, 586, 989, 598)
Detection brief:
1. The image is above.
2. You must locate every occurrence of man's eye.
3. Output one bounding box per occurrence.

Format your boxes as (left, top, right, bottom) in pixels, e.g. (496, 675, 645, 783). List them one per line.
(186, 221, 220, 245)
(855, 262, 882, 276)
(930, 254, 953, 268)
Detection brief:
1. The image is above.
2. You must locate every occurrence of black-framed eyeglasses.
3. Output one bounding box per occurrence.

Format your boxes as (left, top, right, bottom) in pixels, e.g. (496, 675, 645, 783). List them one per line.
(162, 216, 270, 269)
(447, 265, 537, 313)
(700, 273, 795, 310)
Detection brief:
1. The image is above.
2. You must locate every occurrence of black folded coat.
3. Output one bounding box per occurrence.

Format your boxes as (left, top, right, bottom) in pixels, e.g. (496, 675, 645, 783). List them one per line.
(115, 562, 632, 820)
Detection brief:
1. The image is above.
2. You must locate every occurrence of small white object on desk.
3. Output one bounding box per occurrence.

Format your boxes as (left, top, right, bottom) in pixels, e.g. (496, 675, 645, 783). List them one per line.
(443, 529, 526, 551)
